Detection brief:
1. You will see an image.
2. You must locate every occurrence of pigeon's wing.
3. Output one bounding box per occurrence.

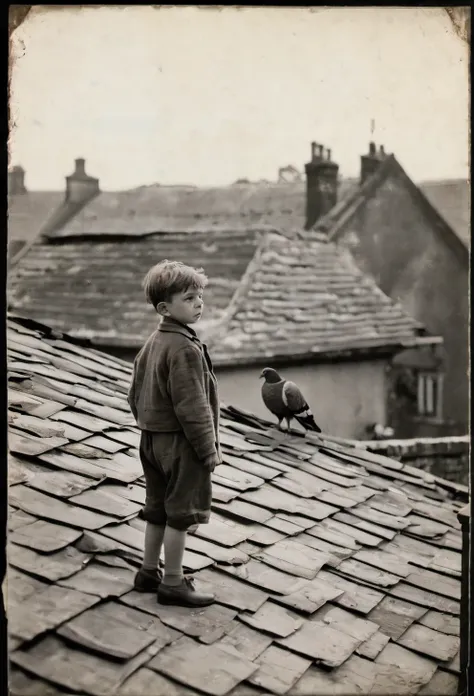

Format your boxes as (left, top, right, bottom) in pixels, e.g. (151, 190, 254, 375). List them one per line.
(262, 381, 286, 417)
(282, 380, 309, 414)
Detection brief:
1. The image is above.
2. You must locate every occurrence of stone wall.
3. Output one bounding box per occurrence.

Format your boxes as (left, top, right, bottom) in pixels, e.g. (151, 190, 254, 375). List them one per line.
(360, 436, 470, 486)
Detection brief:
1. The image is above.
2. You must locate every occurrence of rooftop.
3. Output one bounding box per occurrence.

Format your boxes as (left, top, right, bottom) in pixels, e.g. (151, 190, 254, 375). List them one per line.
(7, 191, 64, 258)
(206, 232, 428, 366)
(420, 179, 470, 248)
(47, 180, 357, 239)
(7, 229, 263, 347)
(8, 157, 463, 360)
(7, 314, 466, 696)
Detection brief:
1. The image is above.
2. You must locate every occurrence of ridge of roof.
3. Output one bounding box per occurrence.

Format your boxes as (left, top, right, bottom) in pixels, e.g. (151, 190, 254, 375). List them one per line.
(7, 312, 466, 695)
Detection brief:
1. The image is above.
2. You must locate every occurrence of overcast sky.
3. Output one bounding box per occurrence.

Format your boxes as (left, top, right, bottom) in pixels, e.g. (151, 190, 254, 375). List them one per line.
(9, 6, 469, 191)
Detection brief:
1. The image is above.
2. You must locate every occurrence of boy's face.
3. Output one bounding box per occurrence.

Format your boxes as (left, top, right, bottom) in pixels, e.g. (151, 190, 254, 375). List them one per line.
(161, 287, 204, 325)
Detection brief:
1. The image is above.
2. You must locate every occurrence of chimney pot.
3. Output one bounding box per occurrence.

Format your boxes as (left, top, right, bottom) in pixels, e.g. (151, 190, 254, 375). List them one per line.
(318, 144, 324, 158)
(326, 148, 332, 161)
(75, 158, 86, 176)
(361, 142, 384, 184)
(311, 142, 318, 160)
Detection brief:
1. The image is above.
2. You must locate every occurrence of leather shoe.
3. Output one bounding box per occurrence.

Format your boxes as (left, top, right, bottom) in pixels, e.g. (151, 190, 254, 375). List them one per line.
(158, 576, 215, 607)
(133, 567, 162, 592)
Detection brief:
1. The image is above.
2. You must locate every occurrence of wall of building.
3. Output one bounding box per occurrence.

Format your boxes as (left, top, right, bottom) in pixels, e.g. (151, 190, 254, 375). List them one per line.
(103, 343, 437, 442)
(362, 436, 470, 486)
(337, 173, 469, 434)
(215, 358, 389, 440)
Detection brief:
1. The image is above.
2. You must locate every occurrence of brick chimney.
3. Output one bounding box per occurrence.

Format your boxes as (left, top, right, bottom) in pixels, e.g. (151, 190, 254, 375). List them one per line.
(65, 158, 100, 204)
(304, 142, 339, 229)
(8, 165, 27, 195)
(360, 142, 387, 184)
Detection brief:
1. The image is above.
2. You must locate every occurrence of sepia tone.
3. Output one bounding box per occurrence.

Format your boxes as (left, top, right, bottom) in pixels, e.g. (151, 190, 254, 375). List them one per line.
(6, 6, 470, 696)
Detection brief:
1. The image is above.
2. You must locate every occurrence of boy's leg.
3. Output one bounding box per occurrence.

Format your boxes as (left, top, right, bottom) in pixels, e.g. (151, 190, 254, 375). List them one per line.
(159, 522, 214, 606)
(143, 522, 166, 571)
(161, 525, 186, 586)
(153, 432, 215, 607)
(134, 431, 167, 593)
(160, 524, 200, 586)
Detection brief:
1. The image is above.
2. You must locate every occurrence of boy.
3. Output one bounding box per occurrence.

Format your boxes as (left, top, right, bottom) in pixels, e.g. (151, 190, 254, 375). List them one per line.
(127, 260, 221, 607)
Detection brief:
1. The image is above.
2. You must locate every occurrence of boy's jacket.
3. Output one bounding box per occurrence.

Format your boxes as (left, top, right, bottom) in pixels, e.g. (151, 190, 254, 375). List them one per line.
(128, 317, 220, 461)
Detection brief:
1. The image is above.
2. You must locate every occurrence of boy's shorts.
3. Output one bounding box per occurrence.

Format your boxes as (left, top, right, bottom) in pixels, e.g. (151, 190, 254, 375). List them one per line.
(139, 430, 212, 530)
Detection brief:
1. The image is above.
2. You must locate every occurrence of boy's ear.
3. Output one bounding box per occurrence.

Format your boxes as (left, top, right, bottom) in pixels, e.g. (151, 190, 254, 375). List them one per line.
(156, 302, 169, 316)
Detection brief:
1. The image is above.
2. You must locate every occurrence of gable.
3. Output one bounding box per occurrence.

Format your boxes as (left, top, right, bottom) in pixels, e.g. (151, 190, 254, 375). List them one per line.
(329, 160, 468, 266)
(331, 168, 469, 301)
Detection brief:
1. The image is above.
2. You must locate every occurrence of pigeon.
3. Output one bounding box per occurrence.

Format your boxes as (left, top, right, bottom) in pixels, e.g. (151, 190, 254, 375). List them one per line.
(260, 367, 322, 433)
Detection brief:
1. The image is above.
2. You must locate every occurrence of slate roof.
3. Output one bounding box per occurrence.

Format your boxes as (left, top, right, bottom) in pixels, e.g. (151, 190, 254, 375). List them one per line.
(47, 180, 357, 239)
(6, 161, 458, 358)
(7, 314, 467, 696)
(420, 179, 470, 248)
(7, 230, 263, 347)
(7, 191, 64, 259)
(206, 232, 430, 366)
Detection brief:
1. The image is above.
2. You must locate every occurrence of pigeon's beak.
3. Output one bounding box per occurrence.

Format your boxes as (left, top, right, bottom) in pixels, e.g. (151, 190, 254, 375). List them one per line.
(259, 371, 265, 379)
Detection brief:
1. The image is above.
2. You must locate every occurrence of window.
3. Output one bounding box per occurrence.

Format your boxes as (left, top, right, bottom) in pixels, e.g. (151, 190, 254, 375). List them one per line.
(417, 372, 443, 418)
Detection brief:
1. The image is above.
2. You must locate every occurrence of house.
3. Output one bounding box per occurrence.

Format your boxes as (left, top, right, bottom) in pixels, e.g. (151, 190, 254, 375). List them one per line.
(205, 229, 442, 440)
(309, 143, 469, 436)
(7, 159, 100, 264)
(8, 152, 444, 440)
(6, 313, 469, 696)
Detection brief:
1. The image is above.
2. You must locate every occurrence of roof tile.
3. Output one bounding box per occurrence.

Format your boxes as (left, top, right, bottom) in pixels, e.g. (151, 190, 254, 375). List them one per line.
(57, 601, 177, 660)
(10, 585, 100, 643)
(247, 644, 311, 695)
(148, 639, 258, 696)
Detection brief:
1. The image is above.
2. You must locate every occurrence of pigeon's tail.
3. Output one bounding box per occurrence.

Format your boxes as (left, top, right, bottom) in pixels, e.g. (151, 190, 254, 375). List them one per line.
(294, 408, 322, 433)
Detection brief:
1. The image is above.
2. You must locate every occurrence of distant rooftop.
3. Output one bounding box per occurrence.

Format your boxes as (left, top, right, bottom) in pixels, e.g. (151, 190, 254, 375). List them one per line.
(47, 180, 358, 239)
(419, 179, 470, 247)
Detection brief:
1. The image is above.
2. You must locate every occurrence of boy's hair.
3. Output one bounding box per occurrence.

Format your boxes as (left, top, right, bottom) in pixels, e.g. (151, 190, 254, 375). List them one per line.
(143, 260, 208, 309)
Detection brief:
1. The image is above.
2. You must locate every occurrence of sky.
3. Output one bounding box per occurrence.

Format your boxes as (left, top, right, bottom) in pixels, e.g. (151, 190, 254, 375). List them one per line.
(9, 6, 469, 191)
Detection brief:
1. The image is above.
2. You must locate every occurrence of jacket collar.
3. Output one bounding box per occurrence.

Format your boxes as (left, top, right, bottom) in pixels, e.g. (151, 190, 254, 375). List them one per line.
(158, 317, 215, 373)
(158, 316, 200, 341)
